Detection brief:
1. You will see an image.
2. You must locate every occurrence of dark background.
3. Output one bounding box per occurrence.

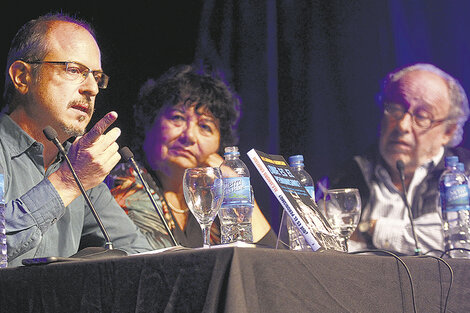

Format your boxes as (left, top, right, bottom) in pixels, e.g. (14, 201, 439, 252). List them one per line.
(3, 0, 470, 231)
(0, 1, 204, 145)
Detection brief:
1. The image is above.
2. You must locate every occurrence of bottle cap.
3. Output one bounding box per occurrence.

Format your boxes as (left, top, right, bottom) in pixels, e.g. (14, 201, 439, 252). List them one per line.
(224, 146, 240, 156)
(288, 155, 304, 166)
(445, 156, 459, 167)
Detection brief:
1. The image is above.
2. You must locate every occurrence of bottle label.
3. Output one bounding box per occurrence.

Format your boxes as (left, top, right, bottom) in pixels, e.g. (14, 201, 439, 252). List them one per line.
(305, 186, 315, 199)
(222, 177, 251, 204)
(443, 184, 470, 212)
(0, 174, 4, 201)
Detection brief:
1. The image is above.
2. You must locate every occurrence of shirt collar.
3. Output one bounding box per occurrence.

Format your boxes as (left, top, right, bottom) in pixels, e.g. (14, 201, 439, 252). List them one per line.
(375, 147, 444, 192)
(0, 114, 39, 157)
(0, 114, 71, 158)
(430, 147, 445, 169)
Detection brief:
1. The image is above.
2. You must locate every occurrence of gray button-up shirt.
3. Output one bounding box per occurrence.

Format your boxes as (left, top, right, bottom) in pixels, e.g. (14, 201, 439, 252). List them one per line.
(0, 114, 153, 266)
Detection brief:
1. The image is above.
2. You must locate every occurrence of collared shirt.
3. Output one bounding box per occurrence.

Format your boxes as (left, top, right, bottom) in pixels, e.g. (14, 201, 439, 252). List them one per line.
(0, 114, 153, 266)
(350, 148, 445, 254)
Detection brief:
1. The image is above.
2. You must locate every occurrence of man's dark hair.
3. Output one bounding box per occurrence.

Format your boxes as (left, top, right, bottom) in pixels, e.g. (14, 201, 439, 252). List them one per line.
(3, 12, 95, 111)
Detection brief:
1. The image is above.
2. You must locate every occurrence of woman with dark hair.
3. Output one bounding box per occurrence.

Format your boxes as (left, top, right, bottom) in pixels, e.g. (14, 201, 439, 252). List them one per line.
(107, 64, 276, 248)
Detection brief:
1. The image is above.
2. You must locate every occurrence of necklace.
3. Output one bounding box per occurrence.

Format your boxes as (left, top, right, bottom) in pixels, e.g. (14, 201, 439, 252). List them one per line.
(166, 199, 189, 214)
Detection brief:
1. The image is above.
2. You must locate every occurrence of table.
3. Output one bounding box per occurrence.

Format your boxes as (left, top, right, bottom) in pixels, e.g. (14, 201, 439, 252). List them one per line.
(0, 247, 467, 312)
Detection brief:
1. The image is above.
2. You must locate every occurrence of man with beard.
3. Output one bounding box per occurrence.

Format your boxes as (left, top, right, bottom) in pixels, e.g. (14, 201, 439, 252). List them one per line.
(2, 13, 153, 266)
(328, 63, 470, 255)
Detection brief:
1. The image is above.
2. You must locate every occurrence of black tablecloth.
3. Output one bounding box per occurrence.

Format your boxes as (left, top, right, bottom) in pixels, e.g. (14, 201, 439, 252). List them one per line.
(0, 247, 467, 312)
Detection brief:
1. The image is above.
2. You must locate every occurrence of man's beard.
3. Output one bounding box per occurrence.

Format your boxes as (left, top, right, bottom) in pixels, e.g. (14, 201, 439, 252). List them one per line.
(61, 123, 86, 137)
(61, 99, 94, 137)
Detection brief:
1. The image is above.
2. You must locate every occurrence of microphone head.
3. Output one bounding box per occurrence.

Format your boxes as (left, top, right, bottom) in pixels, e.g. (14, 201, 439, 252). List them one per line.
(119, 146, 134, 161)
(396, 160, 405, 172)
(43, 126, 58, 141)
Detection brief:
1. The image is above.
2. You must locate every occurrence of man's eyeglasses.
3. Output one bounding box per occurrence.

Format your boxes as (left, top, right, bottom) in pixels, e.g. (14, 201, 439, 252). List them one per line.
(383, 103, 448, 129)
(25, 60, 109, 89)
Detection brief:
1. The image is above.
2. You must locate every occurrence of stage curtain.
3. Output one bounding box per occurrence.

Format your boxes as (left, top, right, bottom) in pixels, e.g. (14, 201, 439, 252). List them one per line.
(195, 0, 470, 228)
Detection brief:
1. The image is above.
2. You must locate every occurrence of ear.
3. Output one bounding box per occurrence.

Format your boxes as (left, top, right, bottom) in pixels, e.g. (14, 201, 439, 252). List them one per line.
(8, 60, 34, 95)
(442, 122, 457, 146)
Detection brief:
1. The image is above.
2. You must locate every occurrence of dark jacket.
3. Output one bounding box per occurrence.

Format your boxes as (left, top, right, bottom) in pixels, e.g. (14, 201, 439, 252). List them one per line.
(328, 145, 470, 249)
(330, 145, 470, 219)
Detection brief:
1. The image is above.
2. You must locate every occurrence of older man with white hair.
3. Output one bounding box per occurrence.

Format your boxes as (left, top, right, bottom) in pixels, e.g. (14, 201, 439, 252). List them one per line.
(328, 63, 470, 255)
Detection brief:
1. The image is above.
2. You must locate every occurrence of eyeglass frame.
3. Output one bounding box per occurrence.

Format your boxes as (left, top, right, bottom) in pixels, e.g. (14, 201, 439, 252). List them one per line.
(23, 60, 109, 89)
(383, 102, 449, 129)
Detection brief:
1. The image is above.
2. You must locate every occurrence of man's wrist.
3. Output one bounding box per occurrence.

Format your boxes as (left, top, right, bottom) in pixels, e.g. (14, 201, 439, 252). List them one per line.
(48, 168, 81, 207)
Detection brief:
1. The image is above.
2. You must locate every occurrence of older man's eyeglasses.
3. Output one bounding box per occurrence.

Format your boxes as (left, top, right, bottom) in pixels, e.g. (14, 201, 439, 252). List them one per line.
(25, 60, 109, 89)
(383, 103, 448, 129)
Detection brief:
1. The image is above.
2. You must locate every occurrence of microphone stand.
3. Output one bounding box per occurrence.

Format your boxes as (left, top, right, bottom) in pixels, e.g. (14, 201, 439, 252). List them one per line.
(396, 160, 421, 256)
(119, 147, 179, 246)
(43, 126, 115, 251)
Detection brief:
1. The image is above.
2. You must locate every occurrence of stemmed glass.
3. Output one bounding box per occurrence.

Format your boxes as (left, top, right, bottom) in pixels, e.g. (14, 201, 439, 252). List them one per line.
(322, 188, 361, 251)
(183, 167, 224, 248)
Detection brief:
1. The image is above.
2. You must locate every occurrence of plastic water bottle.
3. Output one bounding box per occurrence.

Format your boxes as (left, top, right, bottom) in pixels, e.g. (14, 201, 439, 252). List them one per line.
(219, 146, 253, 244)
(289, 155, 315, 201)
(283, 155, 315, 250)
(0, 164, 7, 267)
(439, 156, 470, 258)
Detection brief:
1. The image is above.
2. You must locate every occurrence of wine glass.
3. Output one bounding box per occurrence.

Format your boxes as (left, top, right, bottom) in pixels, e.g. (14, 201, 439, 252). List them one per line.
(183, 167, 224, 248)
(322, 188, 361, 251)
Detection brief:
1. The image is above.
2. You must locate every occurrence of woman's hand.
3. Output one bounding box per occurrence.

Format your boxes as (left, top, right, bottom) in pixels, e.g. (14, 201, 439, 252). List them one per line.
(201, 152, 224, 168)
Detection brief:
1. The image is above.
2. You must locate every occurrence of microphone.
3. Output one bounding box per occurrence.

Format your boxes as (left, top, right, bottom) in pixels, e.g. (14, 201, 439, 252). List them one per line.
(119, 147, 178, 246)
(43, 126, 125, 257)
(396, 160, 421, 255)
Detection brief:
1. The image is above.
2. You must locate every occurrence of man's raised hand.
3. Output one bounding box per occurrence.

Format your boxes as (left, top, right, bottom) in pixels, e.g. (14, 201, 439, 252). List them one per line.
(49, 112, 121, 206)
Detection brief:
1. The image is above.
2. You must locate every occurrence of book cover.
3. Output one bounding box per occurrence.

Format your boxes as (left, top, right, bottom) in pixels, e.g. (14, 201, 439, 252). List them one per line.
(247, 148, 343, 252)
